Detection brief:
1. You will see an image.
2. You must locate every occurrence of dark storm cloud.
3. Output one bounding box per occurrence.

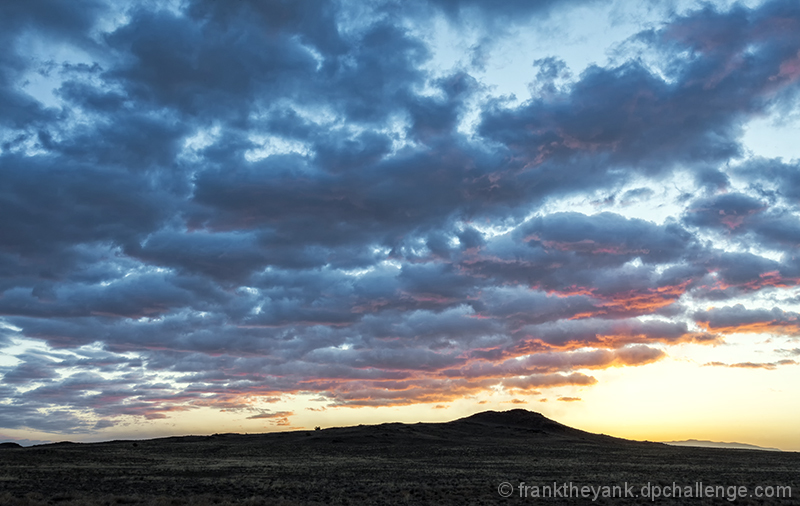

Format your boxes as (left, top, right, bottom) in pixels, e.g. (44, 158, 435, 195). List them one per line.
(689, 250, 800, 301)
(103, 6, 318, 119)
(0, 158, 164, 253)
(0, 0, 104, 40)
(2, 0, 800, 432)
(680, 179, 800, 261)
(519, 212, 692, 263)
(0, 272, 198, 319)
(1, 353, 60, 384)
(683, 193, 767, 231)
(0, 0, 106, 129)
(0, 153, 175, 291)
(736, 158, 800, 202)
(423, 0, 598, 20)
(0, 405, 91, 433)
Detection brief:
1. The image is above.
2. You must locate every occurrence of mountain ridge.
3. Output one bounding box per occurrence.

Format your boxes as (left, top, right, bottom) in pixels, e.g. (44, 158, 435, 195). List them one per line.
(663, 439, 782, 452)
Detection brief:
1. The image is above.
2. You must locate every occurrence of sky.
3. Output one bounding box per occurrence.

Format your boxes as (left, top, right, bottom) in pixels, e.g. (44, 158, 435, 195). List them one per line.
(1, 0, 800, 450)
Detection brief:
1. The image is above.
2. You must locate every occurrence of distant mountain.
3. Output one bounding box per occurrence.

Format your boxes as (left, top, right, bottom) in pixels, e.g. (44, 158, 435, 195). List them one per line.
(663, 439, 782, 452)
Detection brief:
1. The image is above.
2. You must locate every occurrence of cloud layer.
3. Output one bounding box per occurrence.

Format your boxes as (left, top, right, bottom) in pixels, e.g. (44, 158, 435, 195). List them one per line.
(2, 0, 800, 433)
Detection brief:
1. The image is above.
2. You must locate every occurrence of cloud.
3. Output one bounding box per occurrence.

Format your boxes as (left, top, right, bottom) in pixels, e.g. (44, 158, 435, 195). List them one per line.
(684, 193, 767, 231)
(1, 0, 800, 434)
(246, 410, 294, 421)
(93, 419, 116, 430)
(693, 305, 800, 334)
(510, 318, 715, 350)
(502, 372, 598, 391)
(1, 353, 60, 384)
(704, 360, 797, 370)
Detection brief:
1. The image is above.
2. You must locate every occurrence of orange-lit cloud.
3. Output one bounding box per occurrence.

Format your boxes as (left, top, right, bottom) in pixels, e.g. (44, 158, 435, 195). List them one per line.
(453, 345, 666, 379)
(246, 411, 294, 426)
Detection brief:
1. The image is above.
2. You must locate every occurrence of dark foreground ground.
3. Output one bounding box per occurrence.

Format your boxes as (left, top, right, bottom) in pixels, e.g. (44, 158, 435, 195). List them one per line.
(1, 410, 797, 505)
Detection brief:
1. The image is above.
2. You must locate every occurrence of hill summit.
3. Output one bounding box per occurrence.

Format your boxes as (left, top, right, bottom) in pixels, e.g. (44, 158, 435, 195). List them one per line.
(448, 408, 600, 439)
(457, 409, 571, 429)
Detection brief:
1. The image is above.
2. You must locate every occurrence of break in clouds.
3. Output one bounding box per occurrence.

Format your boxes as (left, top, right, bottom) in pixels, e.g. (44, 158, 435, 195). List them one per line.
(1, 0, 800, 433)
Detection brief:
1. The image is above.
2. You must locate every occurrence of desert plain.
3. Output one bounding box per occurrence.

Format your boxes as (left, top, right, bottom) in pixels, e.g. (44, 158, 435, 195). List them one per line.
(1, 410, 797, 505)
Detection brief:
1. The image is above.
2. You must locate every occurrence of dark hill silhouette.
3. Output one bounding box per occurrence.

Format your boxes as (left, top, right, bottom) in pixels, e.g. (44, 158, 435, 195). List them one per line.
(454, 408, 589, 435)
(155, 408, 643, 450)
(460, 408, 562, 426)
(254, 408, 620, 447)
